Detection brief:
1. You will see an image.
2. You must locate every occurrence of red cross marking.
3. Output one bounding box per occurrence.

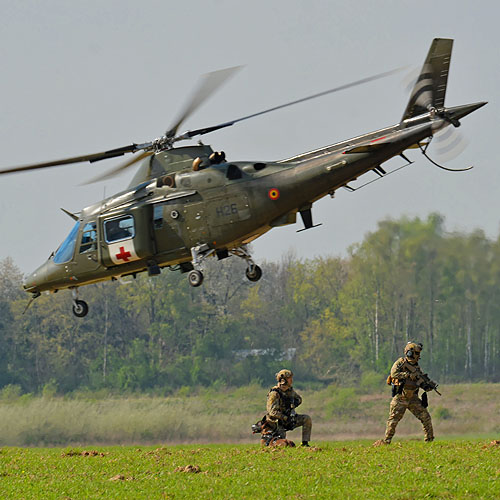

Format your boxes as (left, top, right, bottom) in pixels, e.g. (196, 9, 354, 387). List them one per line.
(115, 246, 132, 262)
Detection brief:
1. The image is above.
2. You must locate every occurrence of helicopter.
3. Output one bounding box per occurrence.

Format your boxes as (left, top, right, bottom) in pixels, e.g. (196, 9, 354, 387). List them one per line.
(0, 38, 486, 317)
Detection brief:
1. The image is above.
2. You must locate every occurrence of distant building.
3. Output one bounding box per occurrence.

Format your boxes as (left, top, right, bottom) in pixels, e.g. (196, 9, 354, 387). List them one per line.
(233, 348, 296, 361)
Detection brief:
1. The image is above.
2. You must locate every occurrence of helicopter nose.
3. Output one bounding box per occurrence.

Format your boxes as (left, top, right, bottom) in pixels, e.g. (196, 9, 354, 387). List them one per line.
(23, 261, 49, 293)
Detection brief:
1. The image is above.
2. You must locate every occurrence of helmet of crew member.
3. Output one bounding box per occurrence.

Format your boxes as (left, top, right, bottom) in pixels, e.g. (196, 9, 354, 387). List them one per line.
(404, 342, 423, 363)
(209, 151, 226, 164)
(192, 157, 203, 171)
(275, 369, 293, 384)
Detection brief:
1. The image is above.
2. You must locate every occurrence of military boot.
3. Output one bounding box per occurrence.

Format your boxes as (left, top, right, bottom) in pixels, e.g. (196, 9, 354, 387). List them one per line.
(423, 421, 434, 442)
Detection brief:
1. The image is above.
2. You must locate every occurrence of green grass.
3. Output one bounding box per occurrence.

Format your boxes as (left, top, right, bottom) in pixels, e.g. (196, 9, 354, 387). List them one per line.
(0, 440, 498, 499)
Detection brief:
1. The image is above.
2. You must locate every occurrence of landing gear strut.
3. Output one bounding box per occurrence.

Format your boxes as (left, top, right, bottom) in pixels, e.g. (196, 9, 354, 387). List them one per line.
(230, 245, 262, 283)
(187, 244, 214, 287)
(71, 288, 89, 317)
(186, 243, 263, 287)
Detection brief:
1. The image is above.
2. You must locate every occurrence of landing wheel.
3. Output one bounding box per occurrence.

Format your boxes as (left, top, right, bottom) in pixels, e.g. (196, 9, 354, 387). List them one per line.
(246, 265, 262, 282)
(72, 299, 89, 318)
(188, 269, 204, 287)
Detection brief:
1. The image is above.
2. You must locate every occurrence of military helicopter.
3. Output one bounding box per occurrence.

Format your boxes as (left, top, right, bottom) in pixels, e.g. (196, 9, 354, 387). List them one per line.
(0, 38, 486, 317)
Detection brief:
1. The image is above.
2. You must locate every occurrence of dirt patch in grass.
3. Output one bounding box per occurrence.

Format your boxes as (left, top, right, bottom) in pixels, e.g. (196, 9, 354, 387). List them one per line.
(174, 464, 201, 473)
(61, 449, 107, 457)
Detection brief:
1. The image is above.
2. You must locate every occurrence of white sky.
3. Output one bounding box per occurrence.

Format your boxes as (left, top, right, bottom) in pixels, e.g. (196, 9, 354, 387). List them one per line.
(0, 0, 498, 274)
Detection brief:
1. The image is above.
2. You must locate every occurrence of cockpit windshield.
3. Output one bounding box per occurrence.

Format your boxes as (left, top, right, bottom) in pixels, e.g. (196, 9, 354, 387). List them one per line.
(53, 222, 80, 264)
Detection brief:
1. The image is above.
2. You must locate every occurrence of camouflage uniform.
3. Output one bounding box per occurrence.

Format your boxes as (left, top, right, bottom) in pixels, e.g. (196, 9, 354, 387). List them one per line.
(266, 385, 312, 442)
(384, 357, 434, 443)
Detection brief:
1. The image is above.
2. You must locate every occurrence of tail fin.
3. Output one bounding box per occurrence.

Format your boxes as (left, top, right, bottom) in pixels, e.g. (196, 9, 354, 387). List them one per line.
(402, 38, 453, 120)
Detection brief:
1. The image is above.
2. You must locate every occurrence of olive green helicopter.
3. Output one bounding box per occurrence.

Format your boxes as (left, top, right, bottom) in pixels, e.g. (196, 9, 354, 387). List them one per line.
(0, 38, 486, 317)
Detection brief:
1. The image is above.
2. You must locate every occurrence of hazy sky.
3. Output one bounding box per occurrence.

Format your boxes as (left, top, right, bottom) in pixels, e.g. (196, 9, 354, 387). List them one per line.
(0, 0, 498, 274)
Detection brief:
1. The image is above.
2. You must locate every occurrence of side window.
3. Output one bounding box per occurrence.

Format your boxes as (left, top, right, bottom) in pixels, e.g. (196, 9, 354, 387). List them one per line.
(104, 215, 135, 243)
(226, 164, 242, 180)
(153, 205, 163, 229)
(79, 222, 97, 253)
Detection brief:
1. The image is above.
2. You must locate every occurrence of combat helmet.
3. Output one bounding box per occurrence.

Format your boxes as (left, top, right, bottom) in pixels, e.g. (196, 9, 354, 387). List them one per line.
(275, 369, 293, 385)
(404, 342, 423, 364)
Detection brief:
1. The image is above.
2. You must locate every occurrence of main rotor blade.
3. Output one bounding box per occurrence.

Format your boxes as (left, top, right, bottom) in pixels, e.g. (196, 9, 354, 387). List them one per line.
(82, 150, 154, 185)
(176, 66, 406, 141)
(0, 144, 141, 175)
(166, 66, 242, 138)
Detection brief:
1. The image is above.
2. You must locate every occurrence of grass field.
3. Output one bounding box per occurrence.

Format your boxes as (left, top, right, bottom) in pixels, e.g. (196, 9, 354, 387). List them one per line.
(0, 384, 498, 498)
(0, 440, 499, 499)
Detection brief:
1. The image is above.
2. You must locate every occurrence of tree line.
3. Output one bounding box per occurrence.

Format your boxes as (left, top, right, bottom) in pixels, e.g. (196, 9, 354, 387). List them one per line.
(1, 213, 499, 396)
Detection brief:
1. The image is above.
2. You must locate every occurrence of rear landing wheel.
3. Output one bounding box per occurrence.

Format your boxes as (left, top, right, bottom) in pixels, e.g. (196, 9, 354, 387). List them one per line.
(72, 299, 89, 318)
(246, 265, 262, 282)
(188, 270, 204, 287)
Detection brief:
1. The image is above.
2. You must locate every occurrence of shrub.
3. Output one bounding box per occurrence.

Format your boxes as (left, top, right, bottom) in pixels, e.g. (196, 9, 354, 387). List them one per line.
(433, 406, 452, 421)
(360, 371, 386, 393)
(176, 386, 192, 398)
(0, 384, 22, 401)
(324, 387, 360, 419)
(42, 380, 58, 399)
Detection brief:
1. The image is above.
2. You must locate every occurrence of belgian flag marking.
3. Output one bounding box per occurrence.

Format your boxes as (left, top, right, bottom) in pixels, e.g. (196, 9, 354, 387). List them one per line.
(268, 188, 280, 200)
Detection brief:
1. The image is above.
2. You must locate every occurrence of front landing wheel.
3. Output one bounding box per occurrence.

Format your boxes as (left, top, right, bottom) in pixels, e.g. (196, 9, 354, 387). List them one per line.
(188, 270, 204, 287)
(72, 299, 89, 318)
(246, 265, 262, 282)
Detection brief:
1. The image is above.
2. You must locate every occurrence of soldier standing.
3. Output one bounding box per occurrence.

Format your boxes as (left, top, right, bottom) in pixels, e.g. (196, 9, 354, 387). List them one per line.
(383, 342, 438, 444)
(266, 369, 312, 447)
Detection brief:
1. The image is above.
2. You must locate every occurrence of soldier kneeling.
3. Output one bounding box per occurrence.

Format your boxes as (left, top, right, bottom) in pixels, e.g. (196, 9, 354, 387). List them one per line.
(263, 369, 312, 447)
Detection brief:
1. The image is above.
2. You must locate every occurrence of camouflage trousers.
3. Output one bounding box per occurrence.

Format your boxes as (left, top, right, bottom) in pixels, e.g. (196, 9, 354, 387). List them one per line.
(384, 394, 434, 443)
(268, 414, 312, 441)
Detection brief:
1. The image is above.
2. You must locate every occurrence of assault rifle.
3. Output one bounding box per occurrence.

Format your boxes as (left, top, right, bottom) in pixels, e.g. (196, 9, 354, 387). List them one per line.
(252, 417, 265, 434)
(404, 361, 442, 396)
(251, 416, 286, 446)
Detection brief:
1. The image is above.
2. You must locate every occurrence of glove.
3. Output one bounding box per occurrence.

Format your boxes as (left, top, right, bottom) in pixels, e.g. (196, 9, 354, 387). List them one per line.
(422, 382, 436, 391)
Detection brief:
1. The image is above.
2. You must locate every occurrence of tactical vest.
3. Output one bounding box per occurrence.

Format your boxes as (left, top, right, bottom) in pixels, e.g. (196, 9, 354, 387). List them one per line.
(401, 359, 421, 390)
(387, 358, 420, 398)
(268, 387, 296, 415)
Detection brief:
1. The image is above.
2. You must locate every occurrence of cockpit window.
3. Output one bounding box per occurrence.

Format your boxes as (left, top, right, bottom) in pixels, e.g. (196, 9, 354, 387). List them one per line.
(79, 222, 97, 253)
(104, 215, 135, 243)
(53, 222, 80, 264)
